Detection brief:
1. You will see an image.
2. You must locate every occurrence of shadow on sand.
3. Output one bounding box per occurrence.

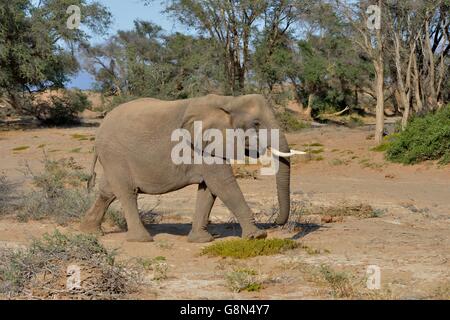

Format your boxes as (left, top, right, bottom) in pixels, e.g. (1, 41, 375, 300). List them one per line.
(137, 222, 323, 241)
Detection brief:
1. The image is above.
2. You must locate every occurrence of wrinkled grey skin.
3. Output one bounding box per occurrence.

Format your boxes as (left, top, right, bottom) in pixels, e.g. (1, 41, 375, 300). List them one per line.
(80, 94, 291, 242)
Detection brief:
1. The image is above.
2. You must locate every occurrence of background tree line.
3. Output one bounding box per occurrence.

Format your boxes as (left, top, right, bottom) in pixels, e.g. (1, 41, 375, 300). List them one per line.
(0, 0, 449, 142)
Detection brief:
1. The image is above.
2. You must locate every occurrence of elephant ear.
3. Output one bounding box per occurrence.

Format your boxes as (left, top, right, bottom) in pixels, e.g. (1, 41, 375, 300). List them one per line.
(181, 100, 233, 159)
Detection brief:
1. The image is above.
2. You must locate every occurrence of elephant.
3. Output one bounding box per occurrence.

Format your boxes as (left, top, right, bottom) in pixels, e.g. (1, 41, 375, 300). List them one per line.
(79, 94, 302, 243)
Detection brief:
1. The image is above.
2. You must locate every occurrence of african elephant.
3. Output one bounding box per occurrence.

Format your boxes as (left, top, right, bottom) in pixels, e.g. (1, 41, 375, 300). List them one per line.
(79, 94, 301, 243)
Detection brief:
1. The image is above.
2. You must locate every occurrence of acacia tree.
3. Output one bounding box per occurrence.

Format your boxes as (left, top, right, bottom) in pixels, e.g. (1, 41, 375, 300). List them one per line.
(0, 0, 111, 113)
(83, 20, 224, 99)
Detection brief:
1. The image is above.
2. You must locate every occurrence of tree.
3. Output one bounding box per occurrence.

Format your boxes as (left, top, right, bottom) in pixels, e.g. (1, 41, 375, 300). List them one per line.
(83, 20, 224, 99)
(0, 0, 111, 114)
(337, 0, 387, 143)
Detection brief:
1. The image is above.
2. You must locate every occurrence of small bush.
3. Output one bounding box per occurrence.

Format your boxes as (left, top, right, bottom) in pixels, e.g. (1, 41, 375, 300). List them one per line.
(18, 157, 93, 225)
(105, 208, 127, 231)
(0, 231, 140, 299)
(225, 268, 262, 293)
(36, 90, 91, 125)
(318, 265, 355, 298)
(202, 238, 298, 259)
(386, 106, 450, 164)
(0, 175, 15, 215)
(133, 256, 168, 281)
(276, 110, 309, 132)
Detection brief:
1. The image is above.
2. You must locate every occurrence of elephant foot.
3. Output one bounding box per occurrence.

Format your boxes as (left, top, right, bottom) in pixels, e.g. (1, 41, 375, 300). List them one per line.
(79, 221, 104, 236)
(188, 229, 214, 243)
(242, 228, 267, 240)
(126, 229, 154, 242)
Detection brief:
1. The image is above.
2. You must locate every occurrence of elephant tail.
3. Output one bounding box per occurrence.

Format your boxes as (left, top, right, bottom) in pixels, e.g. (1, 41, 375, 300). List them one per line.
(87, 149, 98, 192)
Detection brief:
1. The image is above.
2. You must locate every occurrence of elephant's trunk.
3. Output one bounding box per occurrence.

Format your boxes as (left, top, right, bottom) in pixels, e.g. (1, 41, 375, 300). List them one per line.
(274, 132, 291, 225)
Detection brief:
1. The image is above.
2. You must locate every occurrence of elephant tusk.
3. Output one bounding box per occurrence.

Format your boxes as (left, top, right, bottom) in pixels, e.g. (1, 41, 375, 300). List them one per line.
(269, 148, 307, 158)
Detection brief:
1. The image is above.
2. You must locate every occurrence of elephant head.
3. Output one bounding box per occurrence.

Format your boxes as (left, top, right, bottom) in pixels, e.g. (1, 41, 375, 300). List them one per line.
(181, 94, 304, 225)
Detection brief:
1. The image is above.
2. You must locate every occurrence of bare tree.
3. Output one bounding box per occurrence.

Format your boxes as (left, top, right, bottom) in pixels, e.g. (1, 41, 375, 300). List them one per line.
(338, 0, 386, 143)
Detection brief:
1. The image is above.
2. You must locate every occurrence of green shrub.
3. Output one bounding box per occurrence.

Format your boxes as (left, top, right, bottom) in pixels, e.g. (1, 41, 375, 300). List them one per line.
(386, 106, 450, 164)
(276, 110, 309, 132)
(202, 238, 298, 259)
(37, 90, 92, 125)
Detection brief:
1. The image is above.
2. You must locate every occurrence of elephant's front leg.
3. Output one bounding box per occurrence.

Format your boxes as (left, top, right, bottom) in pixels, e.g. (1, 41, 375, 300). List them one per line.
(203, 164, 267, 240)
(188, 182, 216, 243)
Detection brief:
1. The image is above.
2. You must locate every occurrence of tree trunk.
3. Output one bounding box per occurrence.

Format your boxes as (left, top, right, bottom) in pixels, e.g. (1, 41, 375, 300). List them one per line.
(304, 93, 313, 119)
(374, 0, 385, 144)
(374, 60, 384, 144)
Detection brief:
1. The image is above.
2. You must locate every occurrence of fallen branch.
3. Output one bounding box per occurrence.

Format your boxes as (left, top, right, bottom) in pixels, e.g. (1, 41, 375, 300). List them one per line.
(322, 106, 350, 117)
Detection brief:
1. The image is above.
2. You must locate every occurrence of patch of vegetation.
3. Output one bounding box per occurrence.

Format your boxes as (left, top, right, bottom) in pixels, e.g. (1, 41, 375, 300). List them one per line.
(359, 158, 383, 170)
(276, 110, 309, 132)
(12, 146, 29, 152)
(308, 148, 324, 154)
(386, 106, 450, 165)
(133, 256, 168, 281)
(37, 144, 46, 149)
(300, 244, 323, 255)
(318, 265, 355, 298)
(35, 90, 92, 126)
(370, 142, 390, 152)
(317, 203, 381, 219)
(105, 208, 127, 231)
(18, 157, 93, 225)
(225, 268, 262, 293)
(202, 238, 298, 259)
(70, 147, 82, 153)
(155, 240, 174, 250)
(0, 175, 15, 215)
(304, 142, 324, 147)
(233, 166, 258, 180)
(0, 231, 141, 299)
(330, 159, 345, 166)
(314, 156, 324, 161)
(71, 134, 92, 141)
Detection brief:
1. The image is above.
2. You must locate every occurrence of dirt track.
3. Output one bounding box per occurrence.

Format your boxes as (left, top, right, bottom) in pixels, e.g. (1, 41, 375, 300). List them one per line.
(0, 124, 449, 299)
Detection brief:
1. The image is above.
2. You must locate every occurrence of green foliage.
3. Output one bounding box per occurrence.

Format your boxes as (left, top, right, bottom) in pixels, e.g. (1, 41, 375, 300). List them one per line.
(276, 111, 309, 132)
(38, 90, 92, 125)
(0, 0, 111, 113)
(386, 106, 450, 165)
(202, 238, 298, 259)
(84, 21, 224, 100)
(0, 230, 137, 298)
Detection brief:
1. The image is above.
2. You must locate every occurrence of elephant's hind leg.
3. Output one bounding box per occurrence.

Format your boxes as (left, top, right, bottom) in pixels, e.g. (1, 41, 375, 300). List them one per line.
(80, 178, 116, 235)
(188, 182, 215, 243)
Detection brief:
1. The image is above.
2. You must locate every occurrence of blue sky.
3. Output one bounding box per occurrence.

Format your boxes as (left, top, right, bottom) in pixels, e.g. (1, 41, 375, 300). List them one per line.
(69, 0, 185, 89)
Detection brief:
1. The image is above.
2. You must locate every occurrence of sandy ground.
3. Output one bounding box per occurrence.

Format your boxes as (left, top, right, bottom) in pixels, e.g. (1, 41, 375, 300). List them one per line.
(0, 124, 449, 299)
